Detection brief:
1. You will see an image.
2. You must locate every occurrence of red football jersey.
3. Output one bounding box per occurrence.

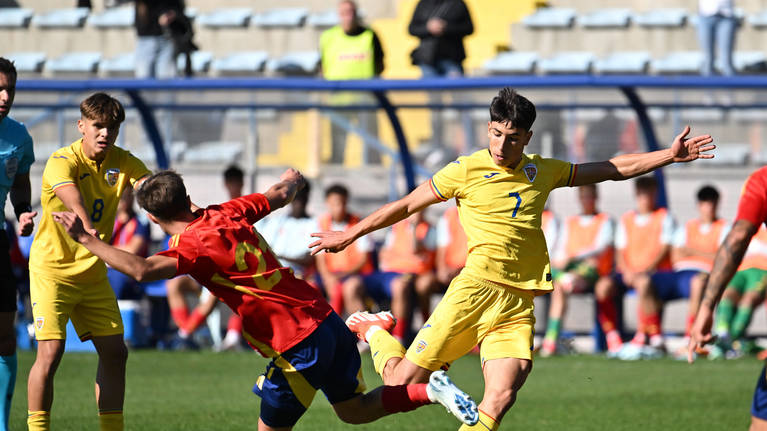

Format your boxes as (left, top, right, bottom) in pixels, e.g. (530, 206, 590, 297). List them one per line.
(157, 193, 332, 357)
(736, 166, 767, 227)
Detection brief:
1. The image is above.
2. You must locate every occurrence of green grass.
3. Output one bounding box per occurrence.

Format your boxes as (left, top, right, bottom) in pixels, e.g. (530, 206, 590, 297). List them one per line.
(9, 350, 760, 430)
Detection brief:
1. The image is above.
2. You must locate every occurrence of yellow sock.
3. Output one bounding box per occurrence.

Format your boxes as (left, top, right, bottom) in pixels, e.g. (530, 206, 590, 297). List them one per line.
(458, 409, 499, 431)
(27, 410, 50, 431)
(368, 329, 406, 376)
(98, 410, 123, 431)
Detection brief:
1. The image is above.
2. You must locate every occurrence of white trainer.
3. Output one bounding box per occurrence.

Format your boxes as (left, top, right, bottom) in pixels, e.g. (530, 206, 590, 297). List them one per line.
(426, 370, 479, 426)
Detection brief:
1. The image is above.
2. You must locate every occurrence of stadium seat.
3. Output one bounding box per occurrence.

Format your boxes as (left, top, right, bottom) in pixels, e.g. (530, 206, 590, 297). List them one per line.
(307, 9, 339, 28)
(578, 8, 632, 28)
(46, 52, 101, 74)
(651, 51, 704, 74)
(197, 8, 252, 28)
(0, 8, 33, 28)
(538, 52, 595, 74)
(734, 51, 767, 73)
(182, 142, 243, 163)
(5, 52, 46, 73)
(252, 8, 309, 28)
(87, 6, 134, 28)
(593, 52, 651, 74)
(99, 52, 136, 75)
(212, 51, 269, 74)
(482, 51, 538, 74)
(679, 109, 725, 122)
(522, 7, 576, 28)
(32, 8, 90, 28)
(699, 142, 748, 164)
(177, 51, 213, 74)
(748, 10, 767, 28)
(266, 51, 320, 74)
(633, 8, 688, 28)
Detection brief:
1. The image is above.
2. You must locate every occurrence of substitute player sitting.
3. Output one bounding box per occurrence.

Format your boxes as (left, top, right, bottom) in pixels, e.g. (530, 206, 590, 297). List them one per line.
(310, 87, 714, 431)
(54, 169, 479, 429)
(27, 93, 151, 431)
(541, 184, 621, 357)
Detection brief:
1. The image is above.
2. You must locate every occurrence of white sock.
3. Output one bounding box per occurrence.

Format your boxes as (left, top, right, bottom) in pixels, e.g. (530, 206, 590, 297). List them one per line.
(365, 325, 383, 342)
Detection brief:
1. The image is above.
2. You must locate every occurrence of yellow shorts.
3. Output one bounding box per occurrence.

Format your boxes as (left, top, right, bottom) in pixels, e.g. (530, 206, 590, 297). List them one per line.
(30, 271, 123, 341)
(405, 273, 535, 371)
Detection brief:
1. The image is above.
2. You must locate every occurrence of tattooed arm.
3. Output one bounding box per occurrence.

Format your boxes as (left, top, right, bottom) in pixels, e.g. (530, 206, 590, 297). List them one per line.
(687, 219, 758, 363)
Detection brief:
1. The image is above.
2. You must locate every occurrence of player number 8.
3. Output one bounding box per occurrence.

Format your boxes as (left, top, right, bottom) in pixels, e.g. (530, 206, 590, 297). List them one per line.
(90, 199, 104, 222)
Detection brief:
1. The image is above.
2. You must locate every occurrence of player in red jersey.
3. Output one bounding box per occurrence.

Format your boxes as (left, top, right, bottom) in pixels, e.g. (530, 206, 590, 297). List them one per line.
(53, 168, 479, 429)
(689, 166, 767, 429)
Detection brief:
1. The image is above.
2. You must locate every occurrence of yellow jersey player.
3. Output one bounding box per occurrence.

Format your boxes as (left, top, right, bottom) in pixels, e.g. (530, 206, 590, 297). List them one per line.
(26, 93, 150, 431)
(310, 87, 715, 431)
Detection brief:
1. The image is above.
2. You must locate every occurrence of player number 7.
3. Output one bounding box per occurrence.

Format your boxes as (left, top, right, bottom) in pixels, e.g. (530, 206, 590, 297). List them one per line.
(507, 192, 522, 218)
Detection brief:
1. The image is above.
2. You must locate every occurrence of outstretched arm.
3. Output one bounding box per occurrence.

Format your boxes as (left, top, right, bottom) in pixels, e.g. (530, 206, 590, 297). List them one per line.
(309, 180, 440, 255)
(572, 126, 714, 186)
(264, 168, 305, 211)
(687, 219, 757, 363)
(53, 211, 178, 282)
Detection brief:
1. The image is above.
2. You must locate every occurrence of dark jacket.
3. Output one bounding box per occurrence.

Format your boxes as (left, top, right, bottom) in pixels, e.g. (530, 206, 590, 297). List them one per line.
(408, 0, 473, 66)
(135, 0, 185, 36)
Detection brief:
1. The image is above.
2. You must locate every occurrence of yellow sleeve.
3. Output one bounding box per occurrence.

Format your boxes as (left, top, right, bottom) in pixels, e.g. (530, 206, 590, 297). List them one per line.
(124, 153, 151, 186)
(44, 153, 77, 192)
(430, 159, 466, 201)
(548, 158, 576, 189)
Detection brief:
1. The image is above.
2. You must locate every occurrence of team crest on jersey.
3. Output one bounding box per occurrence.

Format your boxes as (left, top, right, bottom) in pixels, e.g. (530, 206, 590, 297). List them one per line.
(4, 157, 17, 180)
(523, 163, 537, 183)
(415, 340, 428, 353)
(105, 168, 120, 186)
(35, 317, 44, 330)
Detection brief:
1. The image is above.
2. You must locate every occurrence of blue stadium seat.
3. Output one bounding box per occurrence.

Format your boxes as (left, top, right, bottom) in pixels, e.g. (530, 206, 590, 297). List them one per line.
(182, 142, 243, 163)
(522, 8, 576, 28)
(32, 8, 90, 28)
(212, 51, 269, 74)
(46, 52, 101, 74)
(307, 9, 338, 28)
(6, 52, 46, 73)
(734, 51, 767, 73)
(578, 8, 632, 28)
(701, 142, 748, 164)
(177, 51, 213, 74)
(99, 52, 136, 75)
(651, 51, 703, 74)
(633, 8, 688, 28)
(748, 10, 767, 28)
(593, 52, 650, 74)
(0, 8, 33, 28)
(252, 8, 308, 28)
(483, 51, 538, 74)
(538, 52, 595, 74)
(197, 8, 252, 28)
(87, 6, 134, 28)
(267, 51, 320, 74)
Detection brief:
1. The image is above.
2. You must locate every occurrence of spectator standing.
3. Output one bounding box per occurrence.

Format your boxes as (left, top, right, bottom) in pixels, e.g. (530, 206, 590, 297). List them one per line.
(698, 0, 738, 76)
(134, 0, 185, 79)
(320, 0, 384, 165)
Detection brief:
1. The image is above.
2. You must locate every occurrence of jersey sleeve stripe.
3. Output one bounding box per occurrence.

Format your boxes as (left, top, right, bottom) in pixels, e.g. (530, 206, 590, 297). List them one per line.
(50, 181, 75, 191)
(567, 164, 578, 187)
(429, 178, 448, 201)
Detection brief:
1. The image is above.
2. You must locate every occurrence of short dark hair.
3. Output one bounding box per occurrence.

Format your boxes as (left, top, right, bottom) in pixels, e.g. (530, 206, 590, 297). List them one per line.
(325, 184, 349, 199)
(635, 176, 657, 193)
(295, 180, 311, 203)
(0, 57, 17, 84)
(223, 165, 244, 183)
(489, 87, 536, 131)
(697, 185, 720, 202)
(80, 92, 125, 125)
(135, 171, 189, 221)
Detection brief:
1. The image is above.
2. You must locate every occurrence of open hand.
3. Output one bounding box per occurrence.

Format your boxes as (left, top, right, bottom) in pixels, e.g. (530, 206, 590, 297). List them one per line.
(309, 231, 353, 256)
(18, 211, 37, 237)
(670, 126, 715, 163)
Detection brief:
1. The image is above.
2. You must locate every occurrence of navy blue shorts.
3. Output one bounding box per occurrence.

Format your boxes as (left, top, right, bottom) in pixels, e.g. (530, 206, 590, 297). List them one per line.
(753, 366, 767, 420)
(253, 312, 366, 428)
(363, 271, 405, 303)
(651, 270, 699, 301)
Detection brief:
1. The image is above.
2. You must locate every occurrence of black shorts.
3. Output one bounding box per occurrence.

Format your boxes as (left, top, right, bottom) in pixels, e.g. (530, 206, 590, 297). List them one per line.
(0, 233, 17, 312)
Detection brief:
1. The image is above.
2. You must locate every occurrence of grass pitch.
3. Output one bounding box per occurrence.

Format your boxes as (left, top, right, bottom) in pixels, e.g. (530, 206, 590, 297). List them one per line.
(10, 350, 758, 430)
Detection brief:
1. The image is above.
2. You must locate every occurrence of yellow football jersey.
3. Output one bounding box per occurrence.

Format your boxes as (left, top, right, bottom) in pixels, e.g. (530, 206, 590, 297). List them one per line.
(29, 139, 151, 282)
(429, 149, 575, 294)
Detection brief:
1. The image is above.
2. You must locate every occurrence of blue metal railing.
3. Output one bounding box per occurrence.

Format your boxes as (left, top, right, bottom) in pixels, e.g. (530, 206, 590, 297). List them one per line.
(15, 75, 766, 203)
